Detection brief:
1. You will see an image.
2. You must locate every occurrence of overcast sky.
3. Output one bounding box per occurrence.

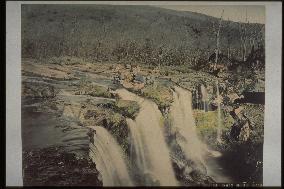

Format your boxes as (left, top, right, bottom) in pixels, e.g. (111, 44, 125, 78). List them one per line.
(156, 5, 265, 24)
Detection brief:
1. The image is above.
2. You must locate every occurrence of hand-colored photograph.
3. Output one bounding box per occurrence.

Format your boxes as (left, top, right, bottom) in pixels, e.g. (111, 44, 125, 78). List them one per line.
(21, 3, 265, 186)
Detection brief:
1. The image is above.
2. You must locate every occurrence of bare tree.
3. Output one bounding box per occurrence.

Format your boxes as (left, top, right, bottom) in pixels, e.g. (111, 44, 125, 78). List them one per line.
(226, 18, 233, 61)
(239, 9, 249, 62)
(213, 9, 224, 69)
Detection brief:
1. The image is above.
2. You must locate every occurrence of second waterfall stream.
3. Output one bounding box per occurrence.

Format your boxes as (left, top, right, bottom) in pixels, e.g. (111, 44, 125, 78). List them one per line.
(170, 86, 208, 164)
(115, 88, 178, 186)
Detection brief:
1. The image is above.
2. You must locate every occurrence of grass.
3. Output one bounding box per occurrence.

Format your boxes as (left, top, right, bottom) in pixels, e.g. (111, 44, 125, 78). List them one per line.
(140, 84, 173, 110)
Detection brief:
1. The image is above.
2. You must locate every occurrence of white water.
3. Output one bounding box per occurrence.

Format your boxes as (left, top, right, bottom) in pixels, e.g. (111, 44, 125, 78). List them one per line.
(200, 84, 208, 112)
(216, 81, 222, 143)
(88, 126, 133, 186)
(170, 86, 209, 164)
(115, 88, 178, 186)
(170, 86, 227, 181)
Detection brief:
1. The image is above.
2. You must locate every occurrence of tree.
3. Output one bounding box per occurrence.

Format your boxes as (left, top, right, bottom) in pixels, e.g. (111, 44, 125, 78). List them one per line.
(239, 9, 249, 62)
(213, 9, 224, 69)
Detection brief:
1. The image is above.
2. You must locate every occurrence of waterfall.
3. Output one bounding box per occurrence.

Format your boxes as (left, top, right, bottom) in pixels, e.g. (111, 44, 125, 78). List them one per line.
(170, 86, 208, 164)
(115, 88, 178, 186)
(200, 84, 208, 112)
(169, 86, 223, 180)
(88, 126, 133, 186)
(216, 81, 222, 142)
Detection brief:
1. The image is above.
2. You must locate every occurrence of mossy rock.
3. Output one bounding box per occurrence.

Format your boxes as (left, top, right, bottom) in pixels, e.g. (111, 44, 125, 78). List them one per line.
(114, 100, 140, 119)
(84, 105, 130, 154)
(76, 80, 113, 98)
(140, 84, 173, 110)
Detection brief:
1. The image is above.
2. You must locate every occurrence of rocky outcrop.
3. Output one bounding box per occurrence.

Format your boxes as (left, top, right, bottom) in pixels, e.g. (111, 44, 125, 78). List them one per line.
(171, 148, 215, 186)
(74, 81, 114, 98)
(22, 81, 57, 98)
(23, 147, 102, 186)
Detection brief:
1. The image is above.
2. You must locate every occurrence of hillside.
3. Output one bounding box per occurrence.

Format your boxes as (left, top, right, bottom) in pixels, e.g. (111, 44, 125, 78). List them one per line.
(22, 4, 264, 67)
(21, 4, 265, 186)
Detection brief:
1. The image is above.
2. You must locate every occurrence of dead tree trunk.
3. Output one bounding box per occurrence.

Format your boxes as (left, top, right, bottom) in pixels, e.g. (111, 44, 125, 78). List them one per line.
(214, 9, 224, 70)
(240, 10, 249, 62)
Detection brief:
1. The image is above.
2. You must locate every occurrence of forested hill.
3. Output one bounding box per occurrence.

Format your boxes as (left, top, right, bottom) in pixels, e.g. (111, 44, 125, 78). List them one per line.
(22, 4, 264, 66)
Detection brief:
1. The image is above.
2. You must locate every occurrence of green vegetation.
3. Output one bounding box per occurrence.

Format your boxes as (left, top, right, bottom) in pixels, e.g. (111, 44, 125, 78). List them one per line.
(84, 105, 130, 154)
(114, 100, 140, 119)
(140, 84, 173, 110)
(194, 110, 234, 148)
(75, 79, 113, 98)
(87, 85, 112, 98)
(22, 5, 264, 70)
(194, 105, 264, 183)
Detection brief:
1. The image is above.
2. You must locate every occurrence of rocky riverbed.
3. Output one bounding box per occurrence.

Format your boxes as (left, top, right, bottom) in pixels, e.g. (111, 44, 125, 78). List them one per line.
(22, 58, 264, 186)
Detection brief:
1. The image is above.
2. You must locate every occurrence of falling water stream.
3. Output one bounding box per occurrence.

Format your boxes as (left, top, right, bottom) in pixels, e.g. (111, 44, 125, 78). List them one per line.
(216, 81, 223, 143)
(88, 126, 133, 186)
(170, 86, 208, 164)
(169, 86, 232, 183)
(200, 84, 208, 112)
(115, 88, 178, 186)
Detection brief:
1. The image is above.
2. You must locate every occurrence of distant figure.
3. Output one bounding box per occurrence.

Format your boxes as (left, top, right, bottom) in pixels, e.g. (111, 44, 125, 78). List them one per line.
(229, 108, 253, 141)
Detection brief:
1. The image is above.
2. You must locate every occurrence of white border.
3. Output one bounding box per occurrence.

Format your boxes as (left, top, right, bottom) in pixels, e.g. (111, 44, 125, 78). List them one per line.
(6, 1, 22, 186)
(263, 2, 282, 187)
(6, 1, 282, 186)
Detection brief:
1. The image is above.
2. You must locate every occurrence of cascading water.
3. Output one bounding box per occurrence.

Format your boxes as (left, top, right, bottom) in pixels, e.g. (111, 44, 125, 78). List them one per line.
(88, 126, 133, 186)
(216, 81, 223, 143)
(170, 86, 209, 164)
(200, 84, 208, 112)
(170, 86, 228, 182)
(115, 88, 178, 186)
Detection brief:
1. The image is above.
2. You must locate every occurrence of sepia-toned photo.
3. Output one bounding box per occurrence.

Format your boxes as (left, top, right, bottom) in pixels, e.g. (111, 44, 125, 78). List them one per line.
(20, 3, 266, 187)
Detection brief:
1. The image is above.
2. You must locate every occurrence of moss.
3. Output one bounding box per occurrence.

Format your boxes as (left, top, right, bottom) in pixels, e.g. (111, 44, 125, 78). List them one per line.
(140, 84, 173, 110)
(89, 85, 112, 98)
(105, 113, 130, 155)
(84, 105, 130, 154)
(194, 110, 234, 148)
(114, 100, 140, 119)
(76, 80, 113, 98)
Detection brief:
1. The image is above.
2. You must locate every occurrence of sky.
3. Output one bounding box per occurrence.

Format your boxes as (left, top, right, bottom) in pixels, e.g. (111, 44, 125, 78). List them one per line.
(155, 5, 265, 24)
